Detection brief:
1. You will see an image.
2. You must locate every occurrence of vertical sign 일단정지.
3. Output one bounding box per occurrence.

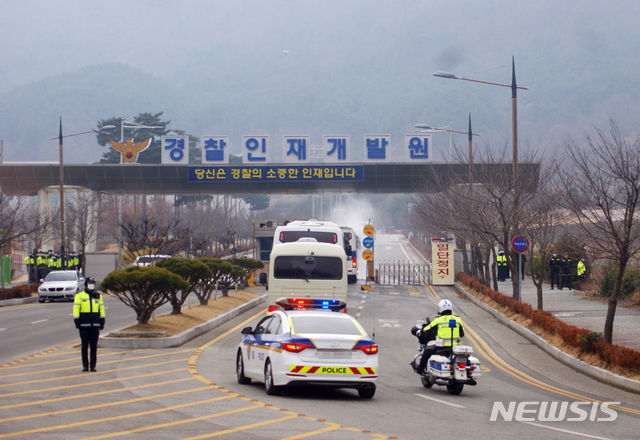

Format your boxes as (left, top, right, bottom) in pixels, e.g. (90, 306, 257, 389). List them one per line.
(432, 239, 454, 285)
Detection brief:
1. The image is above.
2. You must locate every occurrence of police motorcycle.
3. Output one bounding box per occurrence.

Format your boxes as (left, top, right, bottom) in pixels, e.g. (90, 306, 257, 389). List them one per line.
(411, 317, 481, 395)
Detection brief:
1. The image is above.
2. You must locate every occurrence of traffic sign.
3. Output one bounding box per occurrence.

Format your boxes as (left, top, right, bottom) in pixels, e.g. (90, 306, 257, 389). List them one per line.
(363, 224, 375, 237)
(512, 235, 529, 254)
(363, 236, 374, 249)
(362, 249, 373, 261)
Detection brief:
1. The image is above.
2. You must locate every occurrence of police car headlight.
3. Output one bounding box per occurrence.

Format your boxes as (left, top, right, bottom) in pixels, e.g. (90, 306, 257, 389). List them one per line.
(38, 287, 45, 293)
(64, 286, 76, 291)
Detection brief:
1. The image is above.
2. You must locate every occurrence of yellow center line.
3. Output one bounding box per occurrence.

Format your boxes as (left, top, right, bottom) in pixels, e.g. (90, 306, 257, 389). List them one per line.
(75, 402, 265, 440)
(0, 349, 193, 379)
(0, 358, 189, 388)
(0, 377, 195, 410)
(0, 368, 187, 399)
(423, 280, 640, 416)
(464, 326, 640, 416)
(0, 395, 239, 439)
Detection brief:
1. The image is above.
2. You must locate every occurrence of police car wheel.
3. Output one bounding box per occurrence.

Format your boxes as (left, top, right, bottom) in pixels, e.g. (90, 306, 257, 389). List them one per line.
(264, 360, 281, 396)
(38, 298, 45, 303)
(236, 350, 251, 385)
(358, 384, 376, 399)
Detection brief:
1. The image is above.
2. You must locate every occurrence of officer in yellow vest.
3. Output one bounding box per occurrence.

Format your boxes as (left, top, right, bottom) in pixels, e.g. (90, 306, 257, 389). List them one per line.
(73, 277, 105, 372)
(413, 299, 465, 375)
(496, 249, 507, 281)
(577, 258, 586, 281)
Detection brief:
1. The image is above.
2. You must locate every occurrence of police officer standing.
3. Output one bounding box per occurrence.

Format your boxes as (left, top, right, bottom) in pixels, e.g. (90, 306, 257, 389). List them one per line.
(560, 253, 572, 290)
(73, 277, 105, 372)
(548, 251, 561, 290)
(577, 258, 587, 282)
(496, 249, 507, 282)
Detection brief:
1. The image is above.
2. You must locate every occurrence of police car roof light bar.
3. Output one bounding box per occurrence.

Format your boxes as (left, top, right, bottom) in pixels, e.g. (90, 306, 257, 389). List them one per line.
(275, 297, 347, 311)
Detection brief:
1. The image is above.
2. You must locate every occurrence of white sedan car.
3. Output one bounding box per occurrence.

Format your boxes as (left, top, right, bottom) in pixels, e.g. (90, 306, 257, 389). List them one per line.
(236, 298, 378, 398)
(38, 270, 85, 303)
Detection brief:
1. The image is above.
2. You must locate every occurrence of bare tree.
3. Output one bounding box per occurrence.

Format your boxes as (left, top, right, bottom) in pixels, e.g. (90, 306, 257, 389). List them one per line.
(119, 197, 182, 257)
(66, 191, 103, 273)
(0, 191, 42, 287)
(520, 158, 564, 309)
(412, 141, 543, 298)
(560, 120, 640, 343)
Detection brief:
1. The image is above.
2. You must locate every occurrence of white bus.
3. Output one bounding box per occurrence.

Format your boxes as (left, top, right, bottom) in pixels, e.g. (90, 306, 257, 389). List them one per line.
(273, 220, 356, 283)
(262, 238, 348, 313)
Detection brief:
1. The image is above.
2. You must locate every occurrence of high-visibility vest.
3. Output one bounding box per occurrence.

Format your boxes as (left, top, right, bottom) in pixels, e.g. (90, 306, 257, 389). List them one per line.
(497, 255, 507, 266)
(423, 314, 464, 346)
(577, 261, 586, 276)
(73, 291, 105, 327)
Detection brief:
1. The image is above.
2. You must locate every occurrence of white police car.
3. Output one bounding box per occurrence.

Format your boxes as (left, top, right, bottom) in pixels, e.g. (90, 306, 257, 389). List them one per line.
(236, 297, 378, 398)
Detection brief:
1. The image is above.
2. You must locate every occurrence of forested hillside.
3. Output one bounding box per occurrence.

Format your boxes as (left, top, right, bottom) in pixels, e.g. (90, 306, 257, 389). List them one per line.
(1, 0, 638, 164)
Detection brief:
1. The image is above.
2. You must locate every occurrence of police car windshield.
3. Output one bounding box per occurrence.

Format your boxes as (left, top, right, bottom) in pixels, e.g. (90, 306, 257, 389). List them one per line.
(273, 256, 343, 280)
(290, 316, 362, 336)
(45, 272, 77, 281)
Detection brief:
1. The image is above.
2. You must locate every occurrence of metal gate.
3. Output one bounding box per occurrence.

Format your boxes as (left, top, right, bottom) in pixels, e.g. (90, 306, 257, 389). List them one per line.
(377, 260, 432, 285)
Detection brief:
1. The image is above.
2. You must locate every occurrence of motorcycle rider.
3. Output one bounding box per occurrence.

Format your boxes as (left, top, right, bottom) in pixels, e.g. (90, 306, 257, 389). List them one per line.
(412, 299, 465, 375)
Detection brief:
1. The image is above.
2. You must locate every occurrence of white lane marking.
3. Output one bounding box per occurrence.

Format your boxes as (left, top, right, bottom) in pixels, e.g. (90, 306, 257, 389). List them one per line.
(521, 422, 611, 440)
(360, 300, 366, 304)
(414, 393, 466, 409)
(358, 306, 364, 310)
(30, 319, 49, 324)
(356, 313, 361, 318)
(0, 328, 6, 332)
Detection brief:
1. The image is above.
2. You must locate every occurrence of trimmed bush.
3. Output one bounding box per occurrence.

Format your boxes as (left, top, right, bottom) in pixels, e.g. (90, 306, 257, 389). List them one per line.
(0, 284, 37, 300)
(459, 272, 640, 371)
(600, 267, 640, 298)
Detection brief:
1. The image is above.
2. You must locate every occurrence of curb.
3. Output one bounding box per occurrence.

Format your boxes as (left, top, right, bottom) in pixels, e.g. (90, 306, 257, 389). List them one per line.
(455, 284, 640, 395)
(0, 296, 38, 307)
(98, 293, 267, 349)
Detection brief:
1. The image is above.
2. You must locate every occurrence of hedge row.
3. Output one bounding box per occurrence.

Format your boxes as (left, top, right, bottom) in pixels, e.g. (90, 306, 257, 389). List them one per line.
(458, 272, 640, 372)
(0, 284, 38, 301)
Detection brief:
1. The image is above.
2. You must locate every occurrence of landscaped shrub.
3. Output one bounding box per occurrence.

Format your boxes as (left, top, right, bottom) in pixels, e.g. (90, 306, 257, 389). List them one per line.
(0, 284, 37, 300)
(600, 267, 640, 298)
(459, 272, 640, 371)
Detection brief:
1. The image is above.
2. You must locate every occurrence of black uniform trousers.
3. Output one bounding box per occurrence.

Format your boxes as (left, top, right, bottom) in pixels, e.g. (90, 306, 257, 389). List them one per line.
(79, 327, 100, 370)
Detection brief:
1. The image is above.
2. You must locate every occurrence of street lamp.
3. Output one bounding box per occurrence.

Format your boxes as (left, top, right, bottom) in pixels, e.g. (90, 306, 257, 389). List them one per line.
(433, 56, 528, 180)
(51, 121, 115, 269)
(415, 116, 480, 188)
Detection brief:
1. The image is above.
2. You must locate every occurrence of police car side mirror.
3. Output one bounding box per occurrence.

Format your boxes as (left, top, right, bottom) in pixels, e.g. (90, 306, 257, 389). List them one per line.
(241, 326, 253, 335)
(39, 279, 44, 283)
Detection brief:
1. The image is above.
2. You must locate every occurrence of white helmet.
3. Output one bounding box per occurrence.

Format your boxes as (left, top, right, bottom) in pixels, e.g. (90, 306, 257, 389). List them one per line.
(438, 299, 453, 314)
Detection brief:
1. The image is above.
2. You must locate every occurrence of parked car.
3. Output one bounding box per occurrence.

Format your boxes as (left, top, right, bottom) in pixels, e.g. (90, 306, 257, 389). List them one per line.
(236, 297, 378, 398)
(132, 254, 169, 267)
(38, 270, 85, 303)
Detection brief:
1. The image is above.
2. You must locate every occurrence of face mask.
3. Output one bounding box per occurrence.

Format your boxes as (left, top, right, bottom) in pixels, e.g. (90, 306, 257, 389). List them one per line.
(87, 283, 96, 290)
